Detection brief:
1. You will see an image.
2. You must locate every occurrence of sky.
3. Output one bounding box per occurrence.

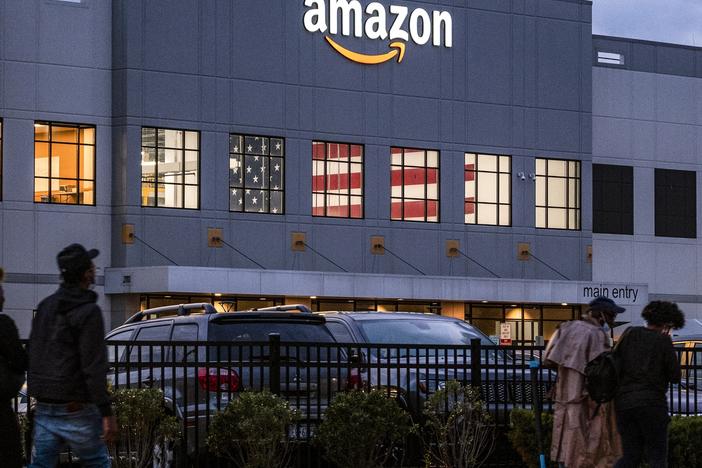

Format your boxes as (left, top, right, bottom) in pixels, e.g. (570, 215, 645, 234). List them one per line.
(593, 0, 702, 46)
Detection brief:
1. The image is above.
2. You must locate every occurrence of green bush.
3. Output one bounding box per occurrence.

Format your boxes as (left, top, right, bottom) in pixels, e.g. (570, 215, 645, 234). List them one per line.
(422, 380, 495, 468)
(206, 390, 296, 468)
(668, 416, 702, 466)
(109, 388, 180, 468)
(315, 389, 415, 468)
(507, 408, 558, 468)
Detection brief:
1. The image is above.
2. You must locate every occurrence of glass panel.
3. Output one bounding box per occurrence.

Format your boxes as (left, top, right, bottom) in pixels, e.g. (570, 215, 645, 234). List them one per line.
(477, 154, 497, 172)
(499, 156, 510, 173)
(465, 201, 476, 223)
(244, 136, 265, 155)
(350, 196, 362, 218)
(477, 204, 497, 225)
(35, 142, 50, 177)
(164, 129, 183, 149)
(54, 179, 78, 204)
(548, 177, 567, 207)
(312, 193, 325, 216)
(184, 185, 198, 209)
(141, 182, 156, 206)
(569, 179, 578, 207)
(391, 168, 403, 197)
(349, 163, 362, 195)
(404, 148, 424, 166)
(548, 208, 567, 229)
(270, 190, 283, 214)
(34, 178, 49, 202)
(477, 172, 497, 203)
(426, 150, 439, 167)
(270, 158, 283, 190)
(536, 207, 546, 228)
(499, 173, 510, 202)
(350, 145, 363, 163)
(427, 168, 438, 199)
(327, 194, 349, 217)
(499, 204, 510, 226)
(465, 153, 476, 167)
(34, 123, 50, 141)
(312, 141, 325, 160)
(391, 148, 403, 165)
(79, 145, 94, 180)
(548, 159, 567, 177)
(51, 126, 78, 143)
(142, 127, 156, 145)
(569, 209, 577, 229)
(404, 167, 425, 198)
(427, 200, 438, 222)
(391, 198, 402, 220)
(230, 188, 243, 211)
(159, 150, 182, 183)
(230, 134, 243, 153)
(79, 181, 94, 204)
(535, 177, 545, 205)
(229, 154, 243, 187)
(312, 160, 325, 192)
(184, 131, 198, 150)
(270, 138, 284, 157)
(326, 161, 342, 193)
(52, 143, 78, 179)
(79, 127, 95, 145)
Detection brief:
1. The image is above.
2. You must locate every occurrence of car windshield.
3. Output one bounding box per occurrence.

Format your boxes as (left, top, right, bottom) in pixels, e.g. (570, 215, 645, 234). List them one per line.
(356, 318, 501, 360)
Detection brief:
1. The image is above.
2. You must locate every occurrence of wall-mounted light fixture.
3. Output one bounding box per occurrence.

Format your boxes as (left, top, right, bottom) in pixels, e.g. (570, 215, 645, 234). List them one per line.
(517, 171, 526, 181)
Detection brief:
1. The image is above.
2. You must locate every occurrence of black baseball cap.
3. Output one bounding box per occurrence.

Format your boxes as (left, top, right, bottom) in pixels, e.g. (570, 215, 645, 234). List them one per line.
(57, 243, 99, 275)
(589, 296, 625, 315)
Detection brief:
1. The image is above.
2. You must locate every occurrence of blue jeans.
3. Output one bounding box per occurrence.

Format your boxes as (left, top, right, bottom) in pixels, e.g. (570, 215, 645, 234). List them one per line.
(29, 402, 110, 468)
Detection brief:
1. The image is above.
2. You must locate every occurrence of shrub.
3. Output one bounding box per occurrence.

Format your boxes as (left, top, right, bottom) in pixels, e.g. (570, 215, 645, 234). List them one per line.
(315, 389, 415, 468)
(422, 380, 495, 468)
(206, 390, 296, 468)
(109, 388, 180, 468)
(507, 408, 558, 468)
(668, 416, 702, 466)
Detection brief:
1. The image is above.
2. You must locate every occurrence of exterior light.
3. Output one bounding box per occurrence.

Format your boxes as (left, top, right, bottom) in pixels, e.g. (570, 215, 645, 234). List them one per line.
(561, 303, 568, 306)
(214, 293, 222, 297)
(310, 296, 317, 299)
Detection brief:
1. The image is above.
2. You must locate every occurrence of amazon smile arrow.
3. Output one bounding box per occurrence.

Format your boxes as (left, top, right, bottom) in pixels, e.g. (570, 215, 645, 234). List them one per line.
(325, 36, 406, 64)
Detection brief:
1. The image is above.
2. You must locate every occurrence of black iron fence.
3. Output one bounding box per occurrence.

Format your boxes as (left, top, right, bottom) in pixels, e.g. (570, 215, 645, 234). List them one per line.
(12, 338, 702, 466)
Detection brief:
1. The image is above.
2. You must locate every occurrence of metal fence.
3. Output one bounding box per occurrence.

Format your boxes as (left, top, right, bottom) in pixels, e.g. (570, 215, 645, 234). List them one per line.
(12, 337, 702, 466)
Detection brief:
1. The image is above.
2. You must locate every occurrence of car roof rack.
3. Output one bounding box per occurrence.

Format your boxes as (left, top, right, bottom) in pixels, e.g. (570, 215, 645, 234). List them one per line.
(249, 304, 312, 313)
(124, 303, 218, 324)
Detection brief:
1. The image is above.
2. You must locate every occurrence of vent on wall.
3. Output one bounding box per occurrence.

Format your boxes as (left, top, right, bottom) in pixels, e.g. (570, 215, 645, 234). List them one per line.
(597, 51, 625, 65)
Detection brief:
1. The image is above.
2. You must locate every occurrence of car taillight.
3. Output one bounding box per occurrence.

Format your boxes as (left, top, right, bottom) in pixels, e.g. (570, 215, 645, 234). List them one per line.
(346, 366, 364, 390)
(198, 368, 240, 392)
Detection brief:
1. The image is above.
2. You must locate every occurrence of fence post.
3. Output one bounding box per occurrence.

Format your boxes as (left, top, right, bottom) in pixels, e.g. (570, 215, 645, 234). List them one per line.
(470, 338, 482, 387)
(269, 333, 281, 396)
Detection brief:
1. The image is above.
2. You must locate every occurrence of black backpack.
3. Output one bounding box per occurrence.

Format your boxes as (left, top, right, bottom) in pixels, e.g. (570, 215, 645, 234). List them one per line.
(584, 329, 630, 405)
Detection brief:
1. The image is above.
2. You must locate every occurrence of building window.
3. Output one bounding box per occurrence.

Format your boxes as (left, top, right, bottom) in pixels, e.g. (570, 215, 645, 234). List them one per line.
(141, 127, 199, 209)
(593, 164, 633, 235)
(312, 141, 363, 218)
(391, 147, 439, 222)
(229, 134, 284, 214)
(535, 158, 580, 230)
(465, 153, 511, 226)
(34, 121, 95, 205)
(0, 120, 3, 200)
(655, 168, 696, 238)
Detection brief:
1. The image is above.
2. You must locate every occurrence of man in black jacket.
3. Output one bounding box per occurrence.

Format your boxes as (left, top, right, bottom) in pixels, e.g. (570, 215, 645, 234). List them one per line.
(0, 269, 29, 468)
(28, 244, 117, 468)
(614, 301, 685, 468)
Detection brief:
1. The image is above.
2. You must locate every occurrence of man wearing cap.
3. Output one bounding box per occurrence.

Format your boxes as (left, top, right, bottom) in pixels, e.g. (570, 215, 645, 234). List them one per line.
(27, 244, 117, 467)
(543, 297, 624, 467)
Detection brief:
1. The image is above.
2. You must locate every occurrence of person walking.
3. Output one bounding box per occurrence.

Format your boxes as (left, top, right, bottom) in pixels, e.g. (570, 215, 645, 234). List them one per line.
(0, 268, 29, 468)
(543, 296, 624, 467)
(27, 244, 117, 468)
(614, 301, 684, 468)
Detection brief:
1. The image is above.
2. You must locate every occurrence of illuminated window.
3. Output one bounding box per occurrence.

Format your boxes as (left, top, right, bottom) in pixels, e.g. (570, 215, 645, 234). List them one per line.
(312, 141, 363, 218)
(34, 121, 95, 205)
(465, 153, 511, 226)
(535, 158, 581, 230)
(141, 127, 199, 209)
(391, 147, 439, 222)
(229, 134, 284, 214)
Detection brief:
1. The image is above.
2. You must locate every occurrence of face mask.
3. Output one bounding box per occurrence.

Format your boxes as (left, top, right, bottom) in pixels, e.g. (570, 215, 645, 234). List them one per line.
(602, 322, 611, 334)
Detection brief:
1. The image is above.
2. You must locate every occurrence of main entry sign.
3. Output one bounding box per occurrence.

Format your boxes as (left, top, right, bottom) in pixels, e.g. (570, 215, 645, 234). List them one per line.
(303, 0, 453, 65)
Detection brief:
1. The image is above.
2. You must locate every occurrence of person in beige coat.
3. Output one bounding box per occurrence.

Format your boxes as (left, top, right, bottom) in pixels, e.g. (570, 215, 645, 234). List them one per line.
(544, 297, 624, 468)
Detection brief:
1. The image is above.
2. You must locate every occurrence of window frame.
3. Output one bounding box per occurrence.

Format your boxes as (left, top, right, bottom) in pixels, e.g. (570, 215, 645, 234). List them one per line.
(34, 120, 96, 206)
(228, 133, 285, 215)
(464, 152, 511, 226)
(535, 158, 581, 230)
(141, 126, 200, 210)
(312, 140, 364, 219)
(654, 168, 697, 239)
(390, 147, 440, 223)
(592, 163, 633, 235)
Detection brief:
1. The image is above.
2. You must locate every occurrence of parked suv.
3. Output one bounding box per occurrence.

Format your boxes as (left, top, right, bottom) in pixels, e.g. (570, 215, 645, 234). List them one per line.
(318, 311, 553, 422)
(106, 303, 343, 460)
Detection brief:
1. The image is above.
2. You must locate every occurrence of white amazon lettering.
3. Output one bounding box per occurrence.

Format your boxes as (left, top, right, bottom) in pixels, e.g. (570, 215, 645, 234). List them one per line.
(303, 0, 453, 48)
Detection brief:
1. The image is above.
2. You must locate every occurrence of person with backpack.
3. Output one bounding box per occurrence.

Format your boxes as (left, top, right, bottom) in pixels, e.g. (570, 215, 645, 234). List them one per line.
(27, 244, 117, 467)
(613, 301, 684, 468)
(0, 268, 29, 468)
(543, 296, 624, 467)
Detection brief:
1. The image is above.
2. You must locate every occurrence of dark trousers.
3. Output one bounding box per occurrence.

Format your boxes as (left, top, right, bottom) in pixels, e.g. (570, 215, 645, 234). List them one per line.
(615, 406, 670, 468)
(0, 401, 23, 468)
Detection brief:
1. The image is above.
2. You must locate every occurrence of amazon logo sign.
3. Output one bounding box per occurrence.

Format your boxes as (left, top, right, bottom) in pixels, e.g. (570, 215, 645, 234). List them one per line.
(303, 0, 453, 65)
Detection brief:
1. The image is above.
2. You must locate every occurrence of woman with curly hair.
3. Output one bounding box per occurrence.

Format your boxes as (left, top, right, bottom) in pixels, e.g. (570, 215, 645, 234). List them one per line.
(614, 301, 685, 468)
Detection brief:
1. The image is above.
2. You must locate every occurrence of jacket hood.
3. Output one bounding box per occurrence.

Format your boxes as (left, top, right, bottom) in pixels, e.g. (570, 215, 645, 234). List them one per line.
(55, 284, 98, 314)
